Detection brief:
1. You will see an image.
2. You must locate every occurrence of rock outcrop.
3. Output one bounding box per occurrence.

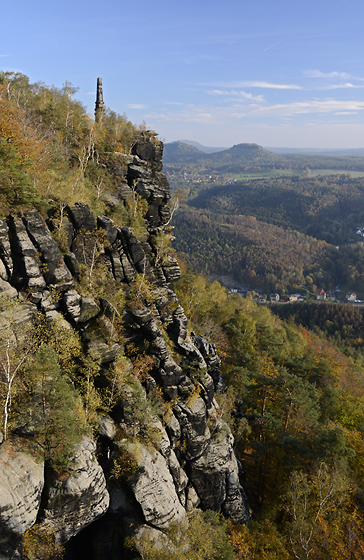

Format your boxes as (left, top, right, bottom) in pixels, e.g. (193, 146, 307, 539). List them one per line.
(0, 134, 249, 559)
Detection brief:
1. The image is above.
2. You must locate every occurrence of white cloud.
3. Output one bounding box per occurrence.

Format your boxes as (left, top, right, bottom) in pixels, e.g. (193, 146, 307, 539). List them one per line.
(126, 104, 146, 110)
(143, 97, 364, 133)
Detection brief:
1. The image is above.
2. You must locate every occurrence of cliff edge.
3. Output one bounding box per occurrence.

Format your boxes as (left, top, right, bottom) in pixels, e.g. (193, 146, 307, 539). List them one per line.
(0, 135, 249, 559)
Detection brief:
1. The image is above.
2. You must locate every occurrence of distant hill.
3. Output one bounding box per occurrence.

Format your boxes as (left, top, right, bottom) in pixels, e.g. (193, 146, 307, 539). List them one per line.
(176, 140, 364, 158)
(164, 141, 364, 175)
(200, 143, 280, 171)
(164, 141, 281, 168)
(172, 173, 364, 294)
(179, 140, 227, 153)
(163, 141, 208, 163)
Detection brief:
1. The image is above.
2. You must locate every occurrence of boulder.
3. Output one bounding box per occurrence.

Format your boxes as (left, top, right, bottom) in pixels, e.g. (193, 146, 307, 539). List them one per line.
(8, 217, 46, 289)
(98, 416, 116, 440)
(63, 289, 82, 322)
(97, 216, 118, 245)
(0, 220, 13, 278)
(79, 297, 100, 323)
(0, 278, 18, 299)
(162, 256, 181, 283)
(67, 203, 96, 232)
(174, 398, 211, 461)
(64, 253, 81, 281)
(87, 342, 122, 365)
(0, 441, 44, 541)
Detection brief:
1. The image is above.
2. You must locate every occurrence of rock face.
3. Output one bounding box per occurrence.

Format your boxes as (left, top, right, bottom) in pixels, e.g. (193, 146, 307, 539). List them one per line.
(0, 134, 249, 559)
(189, 429, 248, 524)
(127, 442, 187, 529)
(39, 437, 109, 543)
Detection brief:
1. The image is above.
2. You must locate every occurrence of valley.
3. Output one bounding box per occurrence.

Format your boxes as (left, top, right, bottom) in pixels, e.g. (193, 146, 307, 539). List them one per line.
(166, 141, 364, 299)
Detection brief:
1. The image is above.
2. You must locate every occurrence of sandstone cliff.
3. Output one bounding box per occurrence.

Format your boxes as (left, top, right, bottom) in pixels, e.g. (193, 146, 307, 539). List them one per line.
(0, 135, 249, 559)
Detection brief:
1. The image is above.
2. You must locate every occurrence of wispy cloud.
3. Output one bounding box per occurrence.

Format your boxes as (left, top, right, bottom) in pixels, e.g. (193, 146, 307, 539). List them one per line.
(146, 98, 364, 128)
(322, 83, 364, 90)
(207, 89, 265, 102)
(211, 81, 302, 90)
(262, 34, 292, 53)
(145, 107, 219, 125)
(126, 104, 146, 110)
(252, 99, 364, 118)
(304, 70, 351, 79)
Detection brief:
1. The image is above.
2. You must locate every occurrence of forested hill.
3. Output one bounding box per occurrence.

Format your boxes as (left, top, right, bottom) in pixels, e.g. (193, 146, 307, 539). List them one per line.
(162, 141, 207, 163)
(171, 172, 364, 295)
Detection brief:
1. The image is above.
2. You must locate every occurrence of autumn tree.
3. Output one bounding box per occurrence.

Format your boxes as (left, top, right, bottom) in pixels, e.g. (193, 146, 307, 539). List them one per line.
(285, 462, 348, 560)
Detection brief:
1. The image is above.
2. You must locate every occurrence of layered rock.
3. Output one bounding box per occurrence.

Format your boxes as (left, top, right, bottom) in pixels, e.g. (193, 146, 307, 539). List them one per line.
(125, 442, 186, 529)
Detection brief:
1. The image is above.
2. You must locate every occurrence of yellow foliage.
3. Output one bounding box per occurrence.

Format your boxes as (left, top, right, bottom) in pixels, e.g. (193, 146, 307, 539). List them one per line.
(23, 524, 64, 560)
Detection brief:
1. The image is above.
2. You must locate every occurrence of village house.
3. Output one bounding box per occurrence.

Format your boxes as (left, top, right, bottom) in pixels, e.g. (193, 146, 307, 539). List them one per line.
(315, 288, 327, 301)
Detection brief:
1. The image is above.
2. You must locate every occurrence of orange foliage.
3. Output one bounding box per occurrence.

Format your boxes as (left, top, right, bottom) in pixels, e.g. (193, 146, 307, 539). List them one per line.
(0, 85, 49, 176)
(227, 521, 251, 559)
(317, 508, 364, 560)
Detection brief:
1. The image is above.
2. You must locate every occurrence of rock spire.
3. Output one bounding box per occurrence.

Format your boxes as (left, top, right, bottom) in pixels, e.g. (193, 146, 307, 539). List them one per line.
(95, 77, 105, 123)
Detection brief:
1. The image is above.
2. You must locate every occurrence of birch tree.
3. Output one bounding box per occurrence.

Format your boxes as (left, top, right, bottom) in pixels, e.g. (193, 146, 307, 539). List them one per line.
(286, 462, 348, 560)
(0, 299, 32, 440)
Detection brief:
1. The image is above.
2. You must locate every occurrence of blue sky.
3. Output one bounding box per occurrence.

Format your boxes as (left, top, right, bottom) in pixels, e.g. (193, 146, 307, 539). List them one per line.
(1, 0, 364, 148)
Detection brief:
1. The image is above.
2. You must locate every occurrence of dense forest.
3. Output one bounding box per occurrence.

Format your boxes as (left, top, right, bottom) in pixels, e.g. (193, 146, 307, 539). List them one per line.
(188, 174, 364, 246)
(170, 172, 364, 295)
(173, 207, 334, 293)
(271, 301, 364, 356)
(175, 269, 364, 559)
(3, 72, 364, 559)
